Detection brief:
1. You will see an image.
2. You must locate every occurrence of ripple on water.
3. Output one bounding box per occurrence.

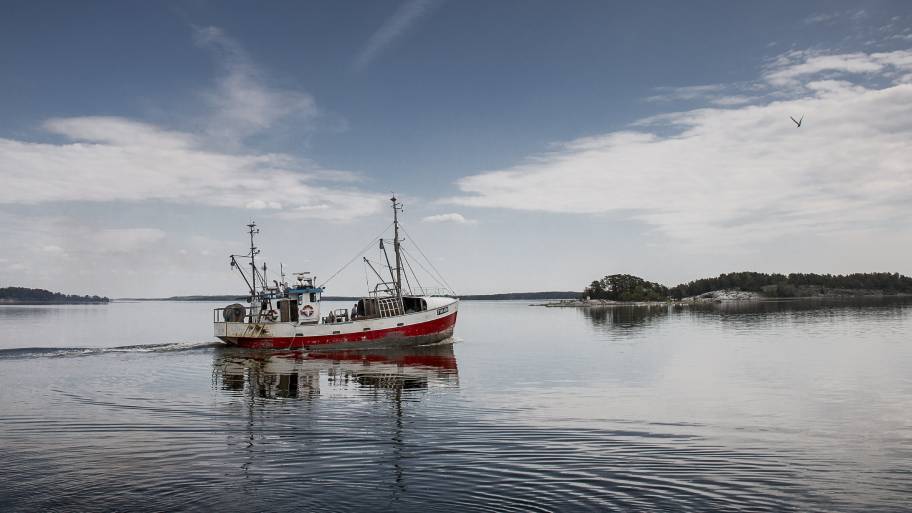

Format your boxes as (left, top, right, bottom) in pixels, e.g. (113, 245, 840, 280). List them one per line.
(2, 299, 912, 512)
(0, 344, 861, 513)
(0, 341, 225, 360)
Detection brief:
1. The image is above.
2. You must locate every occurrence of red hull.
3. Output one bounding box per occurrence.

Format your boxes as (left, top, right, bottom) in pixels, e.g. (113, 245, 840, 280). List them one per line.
(224, 311, 458, 350)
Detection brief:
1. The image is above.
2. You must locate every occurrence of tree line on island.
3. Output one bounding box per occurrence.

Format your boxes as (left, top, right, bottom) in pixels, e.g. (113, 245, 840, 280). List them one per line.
(583, 272, 912, 302)
(0, 287, 109, 304)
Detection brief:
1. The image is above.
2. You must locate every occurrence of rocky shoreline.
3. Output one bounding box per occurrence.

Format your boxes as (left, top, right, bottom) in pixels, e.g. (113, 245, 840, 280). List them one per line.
(534, 298, 669, 307)
(533, 289, 911, 307)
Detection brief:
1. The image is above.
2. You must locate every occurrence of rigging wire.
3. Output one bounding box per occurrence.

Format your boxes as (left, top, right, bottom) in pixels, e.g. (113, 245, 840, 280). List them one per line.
(401, 246, 452, 295)
(400, 251, 413, 294)
(399, 224, 456, 294)
(319, 222, 394, 288)
(401, 250, 423, 293)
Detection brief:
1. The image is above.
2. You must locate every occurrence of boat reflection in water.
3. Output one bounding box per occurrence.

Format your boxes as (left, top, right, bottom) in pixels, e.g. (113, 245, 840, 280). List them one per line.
(212, 341, 459, 399)
(210, 342, 459, 500)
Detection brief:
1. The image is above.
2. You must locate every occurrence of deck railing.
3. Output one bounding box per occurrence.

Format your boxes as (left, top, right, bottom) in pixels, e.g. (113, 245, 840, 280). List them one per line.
(409, 287, 453, 297)
(368, 284, 454, 298)
(213, 305, 257, 323)
(368, 282, 398, 298)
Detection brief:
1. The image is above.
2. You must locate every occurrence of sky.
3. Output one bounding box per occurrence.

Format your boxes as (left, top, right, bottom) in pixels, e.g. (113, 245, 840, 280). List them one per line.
(1, 0, 912, 297)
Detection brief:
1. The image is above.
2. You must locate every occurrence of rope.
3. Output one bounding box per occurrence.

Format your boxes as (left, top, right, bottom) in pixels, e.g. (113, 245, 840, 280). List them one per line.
(401, 250, 423, 292)
(401, 246, 453, 295)
(319, 222, 393, 288)
(400, 224, 456, 294)
(401, 255, 413, 294)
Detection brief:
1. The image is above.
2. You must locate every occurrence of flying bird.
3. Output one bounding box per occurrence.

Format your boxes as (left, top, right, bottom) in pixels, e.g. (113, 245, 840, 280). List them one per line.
(790, 114, 804, 128)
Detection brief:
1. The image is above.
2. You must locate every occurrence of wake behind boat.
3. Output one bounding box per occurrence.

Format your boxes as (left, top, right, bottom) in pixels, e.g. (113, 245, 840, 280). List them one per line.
(213, 197, 458, 350)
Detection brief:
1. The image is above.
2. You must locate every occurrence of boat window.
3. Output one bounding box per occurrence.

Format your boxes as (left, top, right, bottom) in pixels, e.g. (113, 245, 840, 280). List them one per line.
(401, 296, 428, 313)
(357, 298, 380, 319)
(310, 292, 316, 302)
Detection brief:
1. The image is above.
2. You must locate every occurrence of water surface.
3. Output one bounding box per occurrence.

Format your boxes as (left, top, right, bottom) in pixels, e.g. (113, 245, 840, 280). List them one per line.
(1, 298, 911, 511)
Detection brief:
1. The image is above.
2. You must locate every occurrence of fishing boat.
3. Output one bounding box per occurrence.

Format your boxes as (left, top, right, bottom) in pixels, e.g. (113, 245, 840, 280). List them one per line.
(213, 197, 458, 350)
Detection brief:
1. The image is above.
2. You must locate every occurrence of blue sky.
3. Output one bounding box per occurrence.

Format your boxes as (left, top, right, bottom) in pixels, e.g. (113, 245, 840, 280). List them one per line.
(2, 1, 912, 296)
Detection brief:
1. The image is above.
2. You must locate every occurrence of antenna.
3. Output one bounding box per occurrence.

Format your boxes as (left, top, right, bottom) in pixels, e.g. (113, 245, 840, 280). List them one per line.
(391, 195, 403, 298)
(247, 221, 260, 297)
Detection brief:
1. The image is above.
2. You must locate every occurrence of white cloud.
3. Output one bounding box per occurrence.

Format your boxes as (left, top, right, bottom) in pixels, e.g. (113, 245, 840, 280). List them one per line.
(447, 49, 912, 249)
(46, 116, 194, 148)
(6, 215, 157, 256)
(92, 228, 166, 254)
(763, 49, 912, 87)
(646, 84, 759, 107)
(0, 116, 386, 220)
(646, 84, 726, 103)
(0, 26, 394, 296)
(193, 25, 318, 145)
(41, 245, 65, 254)
(422, 213, 474, 224)
(245, 200, 283, 210)
(0, 210, 253, 296)
(353, 0, 441, 70)
(709, 95, 753, 106)
(0, 27, 385, 221)
(804, 9, 867, 25)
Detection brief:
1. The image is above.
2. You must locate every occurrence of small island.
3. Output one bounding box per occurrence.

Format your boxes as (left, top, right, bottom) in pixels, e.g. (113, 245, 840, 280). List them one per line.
(538, 272, 912, 307)
(0, 286, 109, 305)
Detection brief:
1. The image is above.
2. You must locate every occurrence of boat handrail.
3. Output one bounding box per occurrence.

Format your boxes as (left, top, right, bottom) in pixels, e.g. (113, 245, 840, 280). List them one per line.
(369, 282, 398, 298)
(213, 305, 262, 323)
(367, 285, 454, 298)
(409, 287, 453, 297)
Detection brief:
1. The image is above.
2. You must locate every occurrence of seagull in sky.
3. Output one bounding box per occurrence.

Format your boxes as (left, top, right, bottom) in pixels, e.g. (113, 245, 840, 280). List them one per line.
(790, 114, 804, 128)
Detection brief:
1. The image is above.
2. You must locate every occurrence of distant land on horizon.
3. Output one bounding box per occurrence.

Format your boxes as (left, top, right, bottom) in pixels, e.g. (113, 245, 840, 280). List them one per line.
(117, 291, 582, 302)
(0, 286, 109, 305)
(10, 271, 912, 306)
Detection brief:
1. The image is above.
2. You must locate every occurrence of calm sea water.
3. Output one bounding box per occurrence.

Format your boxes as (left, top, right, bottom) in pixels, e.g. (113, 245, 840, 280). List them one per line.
(1, 298, 911, 512)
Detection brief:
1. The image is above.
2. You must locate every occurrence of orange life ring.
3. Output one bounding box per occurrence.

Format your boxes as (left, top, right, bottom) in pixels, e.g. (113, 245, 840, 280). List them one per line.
(263, 309, 278, 321)
(301, 305, 314, 318)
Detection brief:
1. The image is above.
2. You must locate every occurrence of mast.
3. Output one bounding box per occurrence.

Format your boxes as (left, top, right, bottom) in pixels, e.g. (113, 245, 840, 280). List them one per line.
(380, 239, 397, 289)
(391, 196, 402, 297)
(247, 221, 260, 298)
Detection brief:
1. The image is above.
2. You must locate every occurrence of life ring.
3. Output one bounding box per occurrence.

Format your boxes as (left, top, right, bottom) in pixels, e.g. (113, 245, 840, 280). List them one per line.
(300, 305, 314, 318)
(263, 309, 278, 321)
